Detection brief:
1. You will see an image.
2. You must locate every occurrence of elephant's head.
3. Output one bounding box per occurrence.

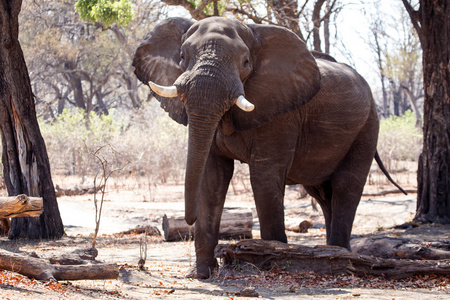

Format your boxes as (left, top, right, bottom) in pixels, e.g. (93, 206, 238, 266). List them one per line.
(133, 17, 320, 224)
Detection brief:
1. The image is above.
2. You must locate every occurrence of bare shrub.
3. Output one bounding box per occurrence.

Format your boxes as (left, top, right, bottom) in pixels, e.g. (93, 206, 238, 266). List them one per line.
(111, 101, 188, 184)
(39, 108, 119, 179)
(39, 101, 188, 185)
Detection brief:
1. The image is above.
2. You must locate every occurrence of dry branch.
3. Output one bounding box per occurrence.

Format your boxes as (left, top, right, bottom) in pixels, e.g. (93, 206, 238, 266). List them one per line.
(0, 248, 118, 281)
(163, 208, 253, 242)
(215, 239, 450, 279)
(0, 194, 43, 218)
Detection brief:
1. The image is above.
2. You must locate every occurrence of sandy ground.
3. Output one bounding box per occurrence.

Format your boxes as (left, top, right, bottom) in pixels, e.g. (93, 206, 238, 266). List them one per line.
(0, 173, 449, 299)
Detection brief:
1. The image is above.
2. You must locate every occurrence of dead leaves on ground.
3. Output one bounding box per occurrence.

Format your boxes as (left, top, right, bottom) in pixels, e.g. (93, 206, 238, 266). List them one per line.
(0, 270, 65, 292)
(220, 269, 450, 292)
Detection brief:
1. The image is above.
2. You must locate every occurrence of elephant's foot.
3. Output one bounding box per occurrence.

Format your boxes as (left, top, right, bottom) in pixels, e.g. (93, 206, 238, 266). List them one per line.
(185, 259, 218, 279)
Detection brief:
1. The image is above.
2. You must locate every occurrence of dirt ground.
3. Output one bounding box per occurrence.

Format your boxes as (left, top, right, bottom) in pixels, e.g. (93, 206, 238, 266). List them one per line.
(0, 168, 449, 299)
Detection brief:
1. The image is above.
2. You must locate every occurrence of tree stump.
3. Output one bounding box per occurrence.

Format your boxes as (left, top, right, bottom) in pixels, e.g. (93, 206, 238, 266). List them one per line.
(163, 208, 253, 241)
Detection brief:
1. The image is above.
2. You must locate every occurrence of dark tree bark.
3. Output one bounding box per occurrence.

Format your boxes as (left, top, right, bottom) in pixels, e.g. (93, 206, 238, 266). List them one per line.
(271, 0, 304, 40)
(0, 0, 64, 239)
(402, 0, 450, 223)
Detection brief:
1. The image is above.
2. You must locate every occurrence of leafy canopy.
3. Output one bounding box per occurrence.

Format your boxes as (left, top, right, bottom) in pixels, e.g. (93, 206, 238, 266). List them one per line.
(75, 0, 133, 27)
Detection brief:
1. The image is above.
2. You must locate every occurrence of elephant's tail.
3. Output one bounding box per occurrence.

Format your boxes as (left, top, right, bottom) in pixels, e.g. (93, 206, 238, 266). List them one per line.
(374, 151, 408, 195)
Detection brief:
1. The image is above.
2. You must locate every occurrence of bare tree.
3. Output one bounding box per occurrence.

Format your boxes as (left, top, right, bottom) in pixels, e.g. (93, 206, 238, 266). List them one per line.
(20, 0, 163, 117)
(368, 13, 390, 117)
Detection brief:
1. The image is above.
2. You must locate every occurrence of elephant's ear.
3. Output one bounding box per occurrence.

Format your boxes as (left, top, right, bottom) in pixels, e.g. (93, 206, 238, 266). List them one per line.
(230, 24, 321, 131)
(133, 17, 194, 126)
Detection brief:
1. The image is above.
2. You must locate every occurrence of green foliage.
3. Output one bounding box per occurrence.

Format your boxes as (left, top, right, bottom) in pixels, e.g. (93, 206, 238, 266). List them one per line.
(378, 110, 422, 165)
(75, 0, 134, 27)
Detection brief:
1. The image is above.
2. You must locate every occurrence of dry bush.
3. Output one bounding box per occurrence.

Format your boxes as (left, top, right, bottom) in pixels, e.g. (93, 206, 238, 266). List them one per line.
(39, 101, 187, 185)
(39, 108, 120, 179)
(377, 110, 422, 172)
(111, 101, 187, 185)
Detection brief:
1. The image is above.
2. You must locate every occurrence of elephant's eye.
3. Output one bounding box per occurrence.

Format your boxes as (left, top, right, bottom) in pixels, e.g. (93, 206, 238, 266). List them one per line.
(180, 51, 185, 61)
(242, 56, 250, 68)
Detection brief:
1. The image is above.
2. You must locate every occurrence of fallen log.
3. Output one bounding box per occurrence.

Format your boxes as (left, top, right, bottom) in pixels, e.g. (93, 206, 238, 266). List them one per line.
(351, 236, 450, 260)
(163, 208, 253, 242)
(55, 184, 104, 197)
(215, 239, 450, 279)
(49, 247, 98, 265)
(0, 248, 118, 281)
(0, 194, 43, 218)
(162, 214, 194, 241)
(119, 225, 161, 236)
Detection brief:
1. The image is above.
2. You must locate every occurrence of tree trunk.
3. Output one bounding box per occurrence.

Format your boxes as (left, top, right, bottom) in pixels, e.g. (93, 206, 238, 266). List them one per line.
(323, 0, 331, 54)
(64, 63, 86, 110)
(401, 84, 422, 128)
(404, 0, 450, 224)
(0, 1, 64, 239)
(371, 25, 390, 117)
(312, 0, 326, 52)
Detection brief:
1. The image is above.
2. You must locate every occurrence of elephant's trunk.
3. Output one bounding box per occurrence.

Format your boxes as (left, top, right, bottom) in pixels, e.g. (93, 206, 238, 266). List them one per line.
(184, 112, 221, 225)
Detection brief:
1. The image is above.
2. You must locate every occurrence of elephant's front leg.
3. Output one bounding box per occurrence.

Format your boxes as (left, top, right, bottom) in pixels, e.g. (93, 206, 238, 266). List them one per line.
(249, 147, 296, 242)
(191, 152, 234, 279)
(250, 161, 289, 243)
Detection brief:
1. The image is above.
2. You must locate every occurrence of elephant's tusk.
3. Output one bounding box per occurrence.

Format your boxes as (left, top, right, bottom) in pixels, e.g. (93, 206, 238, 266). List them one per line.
(148, 81, 179, 98)
(235, 95, 255, 112)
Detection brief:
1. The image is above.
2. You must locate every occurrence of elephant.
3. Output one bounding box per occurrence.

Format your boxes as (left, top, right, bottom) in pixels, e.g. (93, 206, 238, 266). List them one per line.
(132, 16, 405, 279)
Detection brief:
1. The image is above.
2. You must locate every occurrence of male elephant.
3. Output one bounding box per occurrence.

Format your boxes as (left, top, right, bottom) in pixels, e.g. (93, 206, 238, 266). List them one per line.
(133, 17, 405, 278)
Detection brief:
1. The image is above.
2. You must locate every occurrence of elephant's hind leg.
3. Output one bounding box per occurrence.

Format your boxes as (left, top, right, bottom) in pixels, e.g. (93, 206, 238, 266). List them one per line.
(303, 183, 333, 242)
(306, 175, 365, 250)
(328, 135, 377, 250)
(327, 171, 367, 250)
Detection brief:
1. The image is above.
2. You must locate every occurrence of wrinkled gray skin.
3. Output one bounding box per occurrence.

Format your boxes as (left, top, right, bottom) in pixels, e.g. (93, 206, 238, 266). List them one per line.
(133, 17, 379, 278)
